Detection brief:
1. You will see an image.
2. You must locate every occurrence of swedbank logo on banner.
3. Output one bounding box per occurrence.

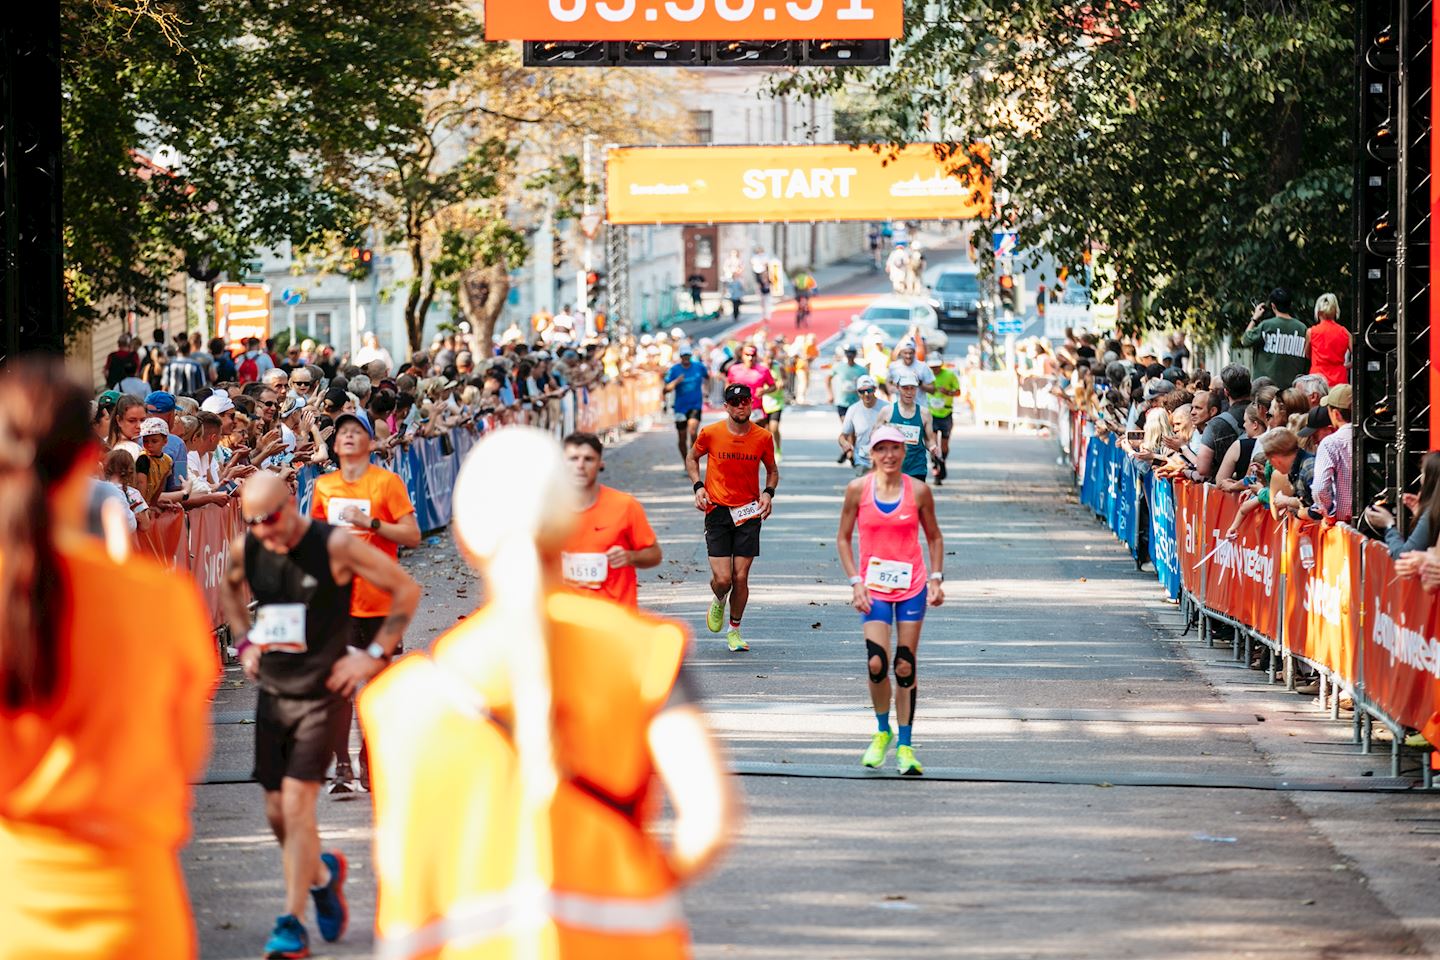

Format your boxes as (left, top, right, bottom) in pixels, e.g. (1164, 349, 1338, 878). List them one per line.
(606, 144, 991, 224)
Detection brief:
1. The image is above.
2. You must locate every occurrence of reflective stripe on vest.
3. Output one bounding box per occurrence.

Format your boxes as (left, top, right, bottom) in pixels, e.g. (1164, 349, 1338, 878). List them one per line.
(378, 888, 686, 960)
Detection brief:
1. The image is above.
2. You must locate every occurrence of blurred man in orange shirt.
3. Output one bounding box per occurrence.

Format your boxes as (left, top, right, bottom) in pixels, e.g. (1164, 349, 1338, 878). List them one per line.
(560, 432, 661, 609)
(309, 409, 420, 792)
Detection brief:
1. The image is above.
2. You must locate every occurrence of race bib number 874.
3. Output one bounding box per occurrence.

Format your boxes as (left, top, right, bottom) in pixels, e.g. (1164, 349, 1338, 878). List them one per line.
(865, 558, 913, 592)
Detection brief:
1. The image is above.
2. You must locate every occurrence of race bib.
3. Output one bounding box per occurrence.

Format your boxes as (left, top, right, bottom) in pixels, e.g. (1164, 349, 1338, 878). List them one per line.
(865, 558, 914, 593)
(730, 500, 764, 525)
(896, 424, 921, 444)
(562, 552, 609, 587)
(326, 497, 372, 529)
(253, 603, 307, 653)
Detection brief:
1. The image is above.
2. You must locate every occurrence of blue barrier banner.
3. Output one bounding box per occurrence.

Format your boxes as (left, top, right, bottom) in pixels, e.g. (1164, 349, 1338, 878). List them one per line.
(1103, 439, 1122, 531)
(413, 435, 456, 530)
(1147, 473, 1180, 599)
(1116, 456, 1139, 557)
(1080, 439, 1099, 512)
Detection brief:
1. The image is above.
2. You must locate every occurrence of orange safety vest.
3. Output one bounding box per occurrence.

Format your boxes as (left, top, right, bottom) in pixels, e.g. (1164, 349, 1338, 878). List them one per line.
(359, 591, 690, 960)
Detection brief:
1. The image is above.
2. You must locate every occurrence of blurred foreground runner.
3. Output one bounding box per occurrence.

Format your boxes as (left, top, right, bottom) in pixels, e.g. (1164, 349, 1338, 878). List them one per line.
(686, 382, 779, 652)
(223, 472, 419, 958)
(560, 431, 661, 609)
(836, 425, 946, 776)
(360, 428, 736, 959)
(0, 360, 217, 960)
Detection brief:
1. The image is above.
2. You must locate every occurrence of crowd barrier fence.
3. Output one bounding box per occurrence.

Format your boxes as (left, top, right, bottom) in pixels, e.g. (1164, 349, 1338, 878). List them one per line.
(136, 373, 665, 637)
(978, 372, 1440, 784)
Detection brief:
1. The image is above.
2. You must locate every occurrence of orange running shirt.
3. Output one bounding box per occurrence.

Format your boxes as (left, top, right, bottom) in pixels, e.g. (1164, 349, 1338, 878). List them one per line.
(694, 420, 774, 508)
(561, 485, 657, 609)
(311, 465, 416, 618)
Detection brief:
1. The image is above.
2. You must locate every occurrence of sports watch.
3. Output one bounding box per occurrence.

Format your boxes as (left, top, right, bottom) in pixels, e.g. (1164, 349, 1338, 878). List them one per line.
(363, 642, 386, 660)
(369, 517, 382, 531)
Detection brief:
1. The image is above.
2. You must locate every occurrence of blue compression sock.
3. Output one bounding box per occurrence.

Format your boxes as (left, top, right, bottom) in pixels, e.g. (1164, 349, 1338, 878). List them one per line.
(876, 712, 891, 734)
(897, 725, 913, 747)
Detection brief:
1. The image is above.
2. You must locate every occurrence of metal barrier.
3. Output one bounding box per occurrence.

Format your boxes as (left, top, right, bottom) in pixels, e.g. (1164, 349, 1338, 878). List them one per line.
(1034, 390, 1440, 785)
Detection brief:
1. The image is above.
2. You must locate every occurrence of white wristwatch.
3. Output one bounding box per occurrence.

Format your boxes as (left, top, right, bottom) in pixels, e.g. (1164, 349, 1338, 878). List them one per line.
(848, 575, 863, 586)
(364, 642, 386, 660)
(929, 572, 944, 583)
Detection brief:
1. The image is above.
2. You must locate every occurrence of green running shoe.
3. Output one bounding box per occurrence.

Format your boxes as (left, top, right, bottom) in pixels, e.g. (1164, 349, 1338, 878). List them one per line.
(896, 745, 924, 776)
(861, 730, 893, 768)
(726, 628, 749, 652)
(707, 598, 725, 634)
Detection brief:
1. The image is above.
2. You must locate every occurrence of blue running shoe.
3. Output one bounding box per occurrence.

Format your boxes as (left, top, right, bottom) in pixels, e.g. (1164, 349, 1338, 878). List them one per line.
(311, 850, 348, 943)
(263, 914, 309, 959)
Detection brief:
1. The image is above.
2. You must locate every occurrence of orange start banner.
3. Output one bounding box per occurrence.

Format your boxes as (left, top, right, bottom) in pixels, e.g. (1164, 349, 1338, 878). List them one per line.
(1362, 540, 1440, 745)
(606, 143, 991, 225)
(486, 0, 903, 41)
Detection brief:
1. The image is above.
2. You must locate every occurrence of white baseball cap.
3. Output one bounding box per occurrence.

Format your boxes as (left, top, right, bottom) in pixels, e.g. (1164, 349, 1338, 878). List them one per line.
(139, 417, 170, 439)
(201, 394, 235, 415)
(896, 373, 920, 388)
(856, 375, 878, 391)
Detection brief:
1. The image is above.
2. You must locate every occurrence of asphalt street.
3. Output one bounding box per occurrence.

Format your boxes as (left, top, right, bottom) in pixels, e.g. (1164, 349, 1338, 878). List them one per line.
(189, 398, 1440, 959)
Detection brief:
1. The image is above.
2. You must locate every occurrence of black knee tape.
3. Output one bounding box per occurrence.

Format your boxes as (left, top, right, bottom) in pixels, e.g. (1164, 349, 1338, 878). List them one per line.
(894, 646, 917, 688)
(865, 640, 889, 684)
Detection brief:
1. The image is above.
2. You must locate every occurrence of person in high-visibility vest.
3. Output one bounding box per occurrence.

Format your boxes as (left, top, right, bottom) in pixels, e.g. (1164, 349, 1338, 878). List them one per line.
(359, 427, 737, 959)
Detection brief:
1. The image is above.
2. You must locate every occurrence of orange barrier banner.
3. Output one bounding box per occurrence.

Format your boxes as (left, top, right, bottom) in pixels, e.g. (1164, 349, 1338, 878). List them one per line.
(138, 509, 187, 567)
(188, 501, 247, 627)
(1361, 540, 1440, 743)
(1283, 518, 1360, 680)
(1177, 481, 1206, 598)
(485, 0, 905, 42)
(606, 143, 991, 225)
(1200, 491, 1280, 637)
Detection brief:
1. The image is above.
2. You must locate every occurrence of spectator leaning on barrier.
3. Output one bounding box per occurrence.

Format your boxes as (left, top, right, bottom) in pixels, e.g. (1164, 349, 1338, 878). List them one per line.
(144, 390, 191, 483)
(1190, 364, 1252, 482)
(101, 447, 150, 535)
(1214, 401, 1268, 493)
(1262, 427, 1316, 516)
(135, 416, 183, 509)
(1311, 384, 1354, 523)
(1369, 451, 1440, 559)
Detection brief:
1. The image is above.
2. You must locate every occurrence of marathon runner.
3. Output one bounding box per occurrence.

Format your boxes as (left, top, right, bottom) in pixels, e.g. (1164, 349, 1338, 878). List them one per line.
(838, 375, 885, 476)
(309, 409, 421, 793)
(885, 341, 936, 398)
(836, 425, 945, 776)
(760, 343, 789, 459)
(876, 373, 940, 484)
(927, 354, 963, 485)
(686, 382, 779, 652)
(726, 342, 777, 418)
(561, 431, 662, 609)
(664, 345, 710, 466)
(222, 472, 420, 959)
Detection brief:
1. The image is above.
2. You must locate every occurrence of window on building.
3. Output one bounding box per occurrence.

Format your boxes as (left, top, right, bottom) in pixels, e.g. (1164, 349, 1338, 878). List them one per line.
(690, 110, 713, 144)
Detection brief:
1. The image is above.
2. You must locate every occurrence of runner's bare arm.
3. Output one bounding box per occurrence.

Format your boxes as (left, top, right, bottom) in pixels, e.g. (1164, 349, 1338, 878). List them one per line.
(916, 485, 945, 606)
(609, 541, 662, 570)
(685, 442, 710, 511)
(379, 511, 422, 549)
(758, 446, 779, 519)
(835, 481, 863, 581)
(332, 530, 420, 658)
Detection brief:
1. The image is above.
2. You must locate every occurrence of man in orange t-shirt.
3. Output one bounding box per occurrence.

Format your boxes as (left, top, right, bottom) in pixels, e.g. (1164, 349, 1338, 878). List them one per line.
(561, 432, 662, 608)
(685, 382, 780, 653)
(309, 410, 421, 790)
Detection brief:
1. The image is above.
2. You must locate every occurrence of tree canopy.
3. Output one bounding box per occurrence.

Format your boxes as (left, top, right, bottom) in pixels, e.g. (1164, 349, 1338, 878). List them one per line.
(779, 0, 1354, 338)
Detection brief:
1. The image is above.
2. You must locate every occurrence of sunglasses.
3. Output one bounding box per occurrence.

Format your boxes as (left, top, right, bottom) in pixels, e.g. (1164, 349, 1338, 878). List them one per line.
(259, 401, 278, 409)
(292, 380, 313, 388)
(858, 388, 877, 395)
(243, 504, 286, 527)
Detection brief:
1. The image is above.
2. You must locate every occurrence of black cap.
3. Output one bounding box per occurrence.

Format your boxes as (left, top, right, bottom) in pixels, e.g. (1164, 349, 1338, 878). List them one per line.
(723, 383, 753, 405)
(843, 344, 858, 355)
(1269, 287, 1292, 311)
(1298, 406, 1330, 437)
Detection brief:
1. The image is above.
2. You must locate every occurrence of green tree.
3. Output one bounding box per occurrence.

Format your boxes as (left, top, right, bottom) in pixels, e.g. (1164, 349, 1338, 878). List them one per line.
(779, 0, 1353, 338)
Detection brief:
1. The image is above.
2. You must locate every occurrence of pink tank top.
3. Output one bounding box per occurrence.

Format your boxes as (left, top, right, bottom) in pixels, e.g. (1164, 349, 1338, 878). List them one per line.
(1309, 319, 1350, 387)
(857, 475, 927, 603)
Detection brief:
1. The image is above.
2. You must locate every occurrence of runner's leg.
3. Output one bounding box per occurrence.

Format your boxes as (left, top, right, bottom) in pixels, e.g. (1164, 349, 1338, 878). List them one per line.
(864, 621, 893, 718)
(894, 620, 922, 730)
(279, 777, 327, 919)
(728, 555, 754, 622)
(708, 555, 734, 605)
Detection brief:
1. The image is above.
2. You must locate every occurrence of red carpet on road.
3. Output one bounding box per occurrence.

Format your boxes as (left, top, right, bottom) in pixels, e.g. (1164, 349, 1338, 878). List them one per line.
(724, 295, 876, 347)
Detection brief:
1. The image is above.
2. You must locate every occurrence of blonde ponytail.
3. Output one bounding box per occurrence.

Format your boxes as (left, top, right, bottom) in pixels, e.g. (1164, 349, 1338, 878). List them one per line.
(452, 428, 579, 955)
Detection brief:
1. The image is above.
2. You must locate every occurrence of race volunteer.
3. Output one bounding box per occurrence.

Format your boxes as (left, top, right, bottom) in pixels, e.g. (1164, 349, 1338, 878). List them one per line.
(359, 428, 736, 960)
(561, 431, 662, 608)
(927, 355, 963, 485)
(308, 409, 421, 793)
(686, 382, 779, 653)
(839, 375, 885, 476)
(223, 472, 420, 960)
(876, 373, 940, 484)
(836, 425, 946, 776)
(664, 345, 710, 465)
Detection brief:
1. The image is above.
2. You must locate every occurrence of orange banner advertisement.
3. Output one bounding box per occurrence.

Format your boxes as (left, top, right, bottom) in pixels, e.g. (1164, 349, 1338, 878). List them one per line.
(138, 509, 187, 568)
(486, 0, 904, 42)
(1176, 481, 1205, 598)
(1200, 491, 1281, 637)
(215, 283, 271, 348)
(1283, 519, 1359, 680)
(1362, 541, 1440, 744)
(606, 143, 991, 225)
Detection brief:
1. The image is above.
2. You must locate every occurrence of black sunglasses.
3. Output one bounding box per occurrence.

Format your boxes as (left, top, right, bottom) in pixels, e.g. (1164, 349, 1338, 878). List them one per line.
(858, 388, 877, 394)
(244, 504, 286, 527)
(292, 379, 313, 388)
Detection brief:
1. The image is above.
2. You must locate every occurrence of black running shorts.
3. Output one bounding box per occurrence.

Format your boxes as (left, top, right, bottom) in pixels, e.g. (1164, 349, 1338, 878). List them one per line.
(253, 691, 351, 791)
(932, 414, 953, 438)
(704, 506, 762, 558)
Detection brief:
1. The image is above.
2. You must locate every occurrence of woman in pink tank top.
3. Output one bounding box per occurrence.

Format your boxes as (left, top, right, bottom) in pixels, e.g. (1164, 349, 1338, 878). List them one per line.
(836, 424, 945, 777)
(1306, 292, 1351, 387)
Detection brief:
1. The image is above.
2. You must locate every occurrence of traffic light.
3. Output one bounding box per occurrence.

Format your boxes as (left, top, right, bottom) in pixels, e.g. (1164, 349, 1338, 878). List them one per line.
(586, 270, 606, 311)
(998, 273, 1016, 312)
(347, 246, 374, 281)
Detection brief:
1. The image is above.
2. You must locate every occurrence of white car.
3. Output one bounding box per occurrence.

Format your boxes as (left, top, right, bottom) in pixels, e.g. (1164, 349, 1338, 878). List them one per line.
(844, 296, 950, 352)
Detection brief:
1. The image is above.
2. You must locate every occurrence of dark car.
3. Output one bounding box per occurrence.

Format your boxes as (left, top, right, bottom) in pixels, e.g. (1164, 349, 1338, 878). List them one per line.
(929, 268, 983, 331)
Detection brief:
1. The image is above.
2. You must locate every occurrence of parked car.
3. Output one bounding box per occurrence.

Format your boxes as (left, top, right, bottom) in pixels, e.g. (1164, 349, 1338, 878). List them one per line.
(844, 296, 950, 352)
(928, 266, 984, 331)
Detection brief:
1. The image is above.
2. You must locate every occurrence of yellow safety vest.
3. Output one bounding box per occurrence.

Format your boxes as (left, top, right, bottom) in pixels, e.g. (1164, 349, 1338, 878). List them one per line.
(360, 592, 690, 960)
